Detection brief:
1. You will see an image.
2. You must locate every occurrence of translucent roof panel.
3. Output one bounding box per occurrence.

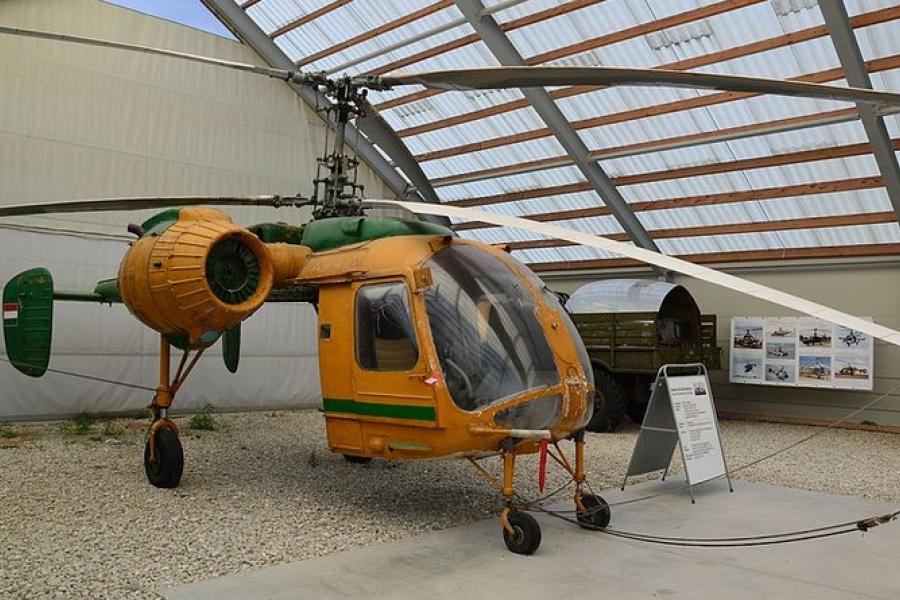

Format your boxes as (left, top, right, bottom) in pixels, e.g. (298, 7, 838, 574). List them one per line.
(232, 0, 900, 267)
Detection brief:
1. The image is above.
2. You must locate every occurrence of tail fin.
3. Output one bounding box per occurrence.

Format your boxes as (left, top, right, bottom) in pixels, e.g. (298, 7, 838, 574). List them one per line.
(3, 268, 54, 377)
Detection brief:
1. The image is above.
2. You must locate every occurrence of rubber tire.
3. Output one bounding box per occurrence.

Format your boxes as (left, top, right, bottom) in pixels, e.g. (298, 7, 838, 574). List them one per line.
(576, 494, 611, 529)
(585, 368, 627, 433)
(503, 512, 542, 555)
(626, 375, 654, 425)
(343, 454, 372, 464)
(144, 428, 184, 489)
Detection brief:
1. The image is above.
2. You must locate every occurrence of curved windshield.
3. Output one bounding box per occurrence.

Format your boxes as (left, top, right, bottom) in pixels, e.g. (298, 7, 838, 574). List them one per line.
(514, 265, 595, 387)
(541, 288, 594, 387)
(423, 245, 560, 411)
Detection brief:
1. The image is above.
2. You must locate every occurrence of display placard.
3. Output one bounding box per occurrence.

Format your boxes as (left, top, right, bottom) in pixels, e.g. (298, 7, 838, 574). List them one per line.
(730, 316, 873, 391)
(623, 364, 732, 503)
(667, 374, 727, 485)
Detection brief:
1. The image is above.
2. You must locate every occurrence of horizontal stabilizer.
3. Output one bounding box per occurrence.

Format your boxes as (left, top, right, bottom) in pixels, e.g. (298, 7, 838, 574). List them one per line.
(3, 268, 54, 377)
(3, 271, 121, 377)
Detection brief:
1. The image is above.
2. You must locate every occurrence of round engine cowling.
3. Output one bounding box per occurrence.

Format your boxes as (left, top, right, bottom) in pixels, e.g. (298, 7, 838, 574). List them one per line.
(117, 207, 301, 348)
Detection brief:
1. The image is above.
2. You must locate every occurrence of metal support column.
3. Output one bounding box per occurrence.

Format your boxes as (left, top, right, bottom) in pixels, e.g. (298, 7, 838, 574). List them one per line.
(200, 0, 445, 216)
(454, 0, 670, 278)
(820, 0, 900, 223)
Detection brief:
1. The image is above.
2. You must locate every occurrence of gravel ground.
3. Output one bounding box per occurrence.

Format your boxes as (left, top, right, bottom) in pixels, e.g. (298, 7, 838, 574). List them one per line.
(0, 411, 898, 599)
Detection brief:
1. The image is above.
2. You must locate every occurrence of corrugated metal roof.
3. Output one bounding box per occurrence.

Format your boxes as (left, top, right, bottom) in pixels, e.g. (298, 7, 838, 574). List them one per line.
(235, 0, 900, 266)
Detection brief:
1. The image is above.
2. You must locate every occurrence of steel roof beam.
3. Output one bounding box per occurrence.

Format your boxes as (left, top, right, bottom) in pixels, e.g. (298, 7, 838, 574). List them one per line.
(411, 9, 899, 162)
(326, 0, 529, 75)
(526, 243, 900, 272)
(269, 0, 351, 39)
(453, 0, 667, 278)
(298, 0, 453, 67)
(449, 138, 900, 207)
(821, 0, 900, 224)
(367, 0, 608, 77)
(499, 211, 897, 251)
(454, 176, 884, 231)
(390, 6, 898, 142)
(199, 0, 446, 224)
(379, 0, 768, 111)
(432, 105, 900, 188)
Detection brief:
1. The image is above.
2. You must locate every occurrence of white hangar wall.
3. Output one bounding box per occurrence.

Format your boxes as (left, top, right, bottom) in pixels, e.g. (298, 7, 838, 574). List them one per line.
(544, 260, 900, 428)
(0, 0, 394, 420)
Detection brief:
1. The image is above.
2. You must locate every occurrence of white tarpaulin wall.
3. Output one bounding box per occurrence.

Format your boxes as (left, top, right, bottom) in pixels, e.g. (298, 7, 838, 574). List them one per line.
(0, 228, 321, 421)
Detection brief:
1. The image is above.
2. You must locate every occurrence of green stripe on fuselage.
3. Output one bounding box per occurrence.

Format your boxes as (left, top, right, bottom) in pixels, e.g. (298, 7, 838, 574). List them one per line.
(323, 398, 435, 421)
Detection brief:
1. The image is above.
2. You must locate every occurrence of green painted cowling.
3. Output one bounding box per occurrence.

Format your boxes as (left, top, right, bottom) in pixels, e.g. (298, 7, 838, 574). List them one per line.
(301, 217, 455, 252)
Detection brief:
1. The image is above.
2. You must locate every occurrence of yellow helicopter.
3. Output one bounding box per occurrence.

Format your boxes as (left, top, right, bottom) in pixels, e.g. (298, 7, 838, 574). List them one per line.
(3, 26, 900, 555)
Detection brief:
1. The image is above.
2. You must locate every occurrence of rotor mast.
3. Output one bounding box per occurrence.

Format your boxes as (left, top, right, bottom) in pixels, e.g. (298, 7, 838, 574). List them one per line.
(311, 80, 368, 219)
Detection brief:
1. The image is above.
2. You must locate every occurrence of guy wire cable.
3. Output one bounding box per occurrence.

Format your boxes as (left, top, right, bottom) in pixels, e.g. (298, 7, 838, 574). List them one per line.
(0, 356, 156, 392)
(503, 383, 900, 547)
(511, 477, 897, 546)
(530, 503, 872, 548)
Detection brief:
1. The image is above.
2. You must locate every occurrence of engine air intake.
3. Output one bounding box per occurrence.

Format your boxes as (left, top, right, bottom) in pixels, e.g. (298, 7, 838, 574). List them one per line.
(206, 237, 261, 305)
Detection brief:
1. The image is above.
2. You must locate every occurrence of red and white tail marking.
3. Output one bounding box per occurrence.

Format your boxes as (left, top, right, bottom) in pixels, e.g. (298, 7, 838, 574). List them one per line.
(2, 302, 18, 322)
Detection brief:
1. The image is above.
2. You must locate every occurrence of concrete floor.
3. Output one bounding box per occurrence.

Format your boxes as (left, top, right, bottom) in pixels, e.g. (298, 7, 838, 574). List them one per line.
(164, 479, 900, 600)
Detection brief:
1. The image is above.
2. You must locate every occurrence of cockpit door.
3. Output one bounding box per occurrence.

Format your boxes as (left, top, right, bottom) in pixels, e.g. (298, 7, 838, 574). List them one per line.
(348, 280, 438, 428)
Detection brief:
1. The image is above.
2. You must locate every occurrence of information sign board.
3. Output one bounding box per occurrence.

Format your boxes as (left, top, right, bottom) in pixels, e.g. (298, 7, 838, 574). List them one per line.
(667, 374, 727, 485)
(623, 364, 732, 502)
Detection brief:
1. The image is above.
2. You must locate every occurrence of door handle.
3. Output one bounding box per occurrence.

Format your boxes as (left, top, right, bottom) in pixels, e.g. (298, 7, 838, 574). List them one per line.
(410, 371, 442, 385)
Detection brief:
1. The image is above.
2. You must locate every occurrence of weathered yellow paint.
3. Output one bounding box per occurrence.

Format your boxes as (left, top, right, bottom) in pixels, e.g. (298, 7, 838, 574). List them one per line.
(117, 207, 309, 347)
(293, 234, 594, 462)
(115, 210, 592, 470)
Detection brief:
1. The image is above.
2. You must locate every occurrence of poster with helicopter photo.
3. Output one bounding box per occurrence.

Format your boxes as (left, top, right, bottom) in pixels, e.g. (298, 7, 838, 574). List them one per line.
(763, 317, 798, 386)
(730, 316, 873, 390)
(729, 317, 764, 384)
(795, 318, 833, 388)
(832, 318, 875, 390)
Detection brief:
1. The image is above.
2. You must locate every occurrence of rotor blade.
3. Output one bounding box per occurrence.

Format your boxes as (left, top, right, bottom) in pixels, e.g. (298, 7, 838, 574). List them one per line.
(0, 26, 300, 81)
(367, 199, 900, 348)
(0, 195, 304, 218)
(376, 66, 900, 108)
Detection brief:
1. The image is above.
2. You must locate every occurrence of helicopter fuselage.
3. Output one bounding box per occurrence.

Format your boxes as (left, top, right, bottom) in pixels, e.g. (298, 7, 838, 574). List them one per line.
(303, 234, 594, 461)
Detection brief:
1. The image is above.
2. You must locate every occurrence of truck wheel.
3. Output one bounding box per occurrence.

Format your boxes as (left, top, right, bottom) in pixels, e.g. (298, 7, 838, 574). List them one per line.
(586, 369, 626, 433)
(626, 375, 653, 424)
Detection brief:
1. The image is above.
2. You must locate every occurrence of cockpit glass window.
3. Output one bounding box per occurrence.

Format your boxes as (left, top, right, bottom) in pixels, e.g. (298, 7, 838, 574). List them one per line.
(540, 288, 594, 387)
(423, 246, 559, 411)
(514, 264, 595, 388)
(356, 282, 419, 371)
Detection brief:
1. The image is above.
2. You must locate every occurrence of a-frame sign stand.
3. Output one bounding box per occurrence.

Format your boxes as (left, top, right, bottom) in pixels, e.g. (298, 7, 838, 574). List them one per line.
(622, 363, 733, 503)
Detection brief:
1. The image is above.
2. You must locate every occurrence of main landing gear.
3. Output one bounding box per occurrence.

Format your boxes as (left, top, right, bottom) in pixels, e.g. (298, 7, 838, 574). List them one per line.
(469, 430, 610, 555)
(143, 334, 203, 489)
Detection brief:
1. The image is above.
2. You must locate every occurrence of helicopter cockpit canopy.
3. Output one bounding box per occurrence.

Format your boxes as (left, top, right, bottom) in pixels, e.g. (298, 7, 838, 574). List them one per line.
(423, 245, 560, 416)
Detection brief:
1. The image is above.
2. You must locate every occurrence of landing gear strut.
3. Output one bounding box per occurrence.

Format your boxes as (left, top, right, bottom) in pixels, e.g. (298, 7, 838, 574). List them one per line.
(468, 430, 611, 555)
(572, 430, 611, 529)
(498, 451, 540, 555)
(143, 334, 203, 489)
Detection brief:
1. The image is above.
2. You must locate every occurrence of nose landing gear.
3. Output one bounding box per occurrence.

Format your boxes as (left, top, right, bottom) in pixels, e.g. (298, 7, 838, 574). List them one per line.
(468, 430, 611, 554)
(501, 510, 541, 555)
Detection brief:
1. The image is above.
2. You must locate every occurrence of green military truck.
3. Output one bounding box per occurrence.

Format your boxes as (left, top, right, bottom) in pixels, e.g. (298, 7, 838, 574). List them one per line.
(564, 279, 721, 432)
